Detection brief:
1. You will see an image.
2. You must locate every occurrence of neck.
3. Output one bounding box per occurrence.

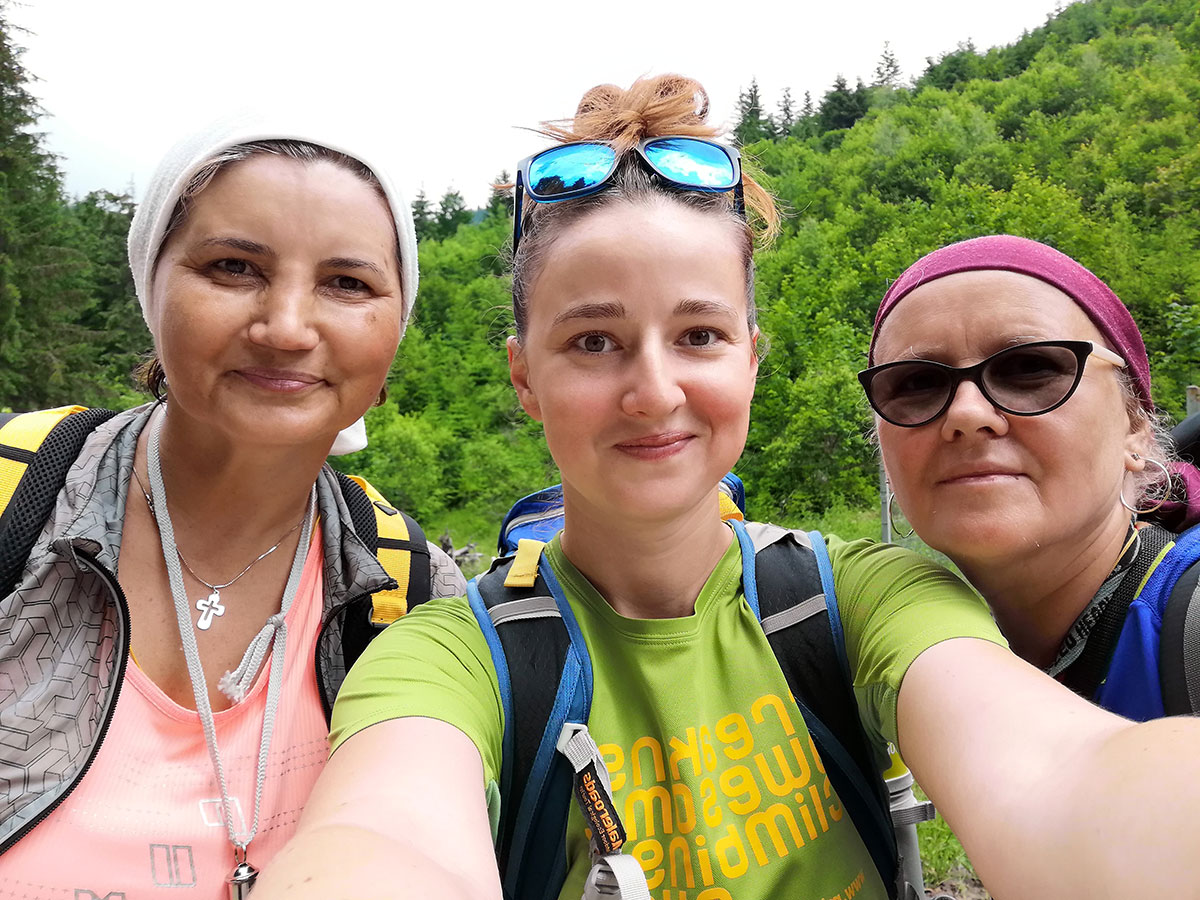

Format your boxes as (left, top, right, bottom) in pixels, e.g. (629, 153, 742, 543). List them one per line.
(957, 507, 1133, 668)
(559, 489, 732, 619)
(139, 402, 328, 558)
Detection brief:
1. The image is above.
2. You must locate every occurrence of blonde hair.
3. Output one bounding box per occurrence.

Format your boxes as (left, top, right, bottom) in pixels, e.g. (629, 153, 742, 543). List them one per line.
(511, 75, 780, 338)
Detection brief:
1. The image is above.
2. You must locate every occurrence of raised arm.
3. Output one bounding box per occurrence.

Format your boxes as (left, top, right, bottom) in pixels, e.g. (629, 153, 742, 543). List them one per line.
(899, 638, 1200, 898)
(253, 716, 501, 900)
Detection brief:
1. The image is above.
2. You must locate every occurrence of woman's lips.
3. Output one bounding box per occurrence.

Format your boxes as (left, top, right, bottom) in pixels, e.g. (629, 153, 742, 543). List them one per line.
(236, 367, 324, 393)
(938, 470, 1023, 486)
(614, 432, 694, 460)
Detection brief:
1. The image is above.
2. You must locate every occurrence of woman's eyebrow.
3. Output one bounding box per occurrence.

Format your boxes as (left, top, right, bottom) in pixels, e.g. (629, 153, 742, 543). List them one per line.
(199, 236, 272, 256)
(552, 301, 626, 327)
(324, 257, 387, 279)
(675, 298, 740, 318)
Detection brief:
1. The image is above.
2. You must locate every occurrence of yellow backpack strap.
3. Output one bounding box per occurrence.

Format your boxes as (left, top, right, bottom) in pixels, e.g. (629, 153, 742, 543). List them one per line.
(504, 538, 545, 588)
(718, 491, 744, 522)
(0, 406, 89, 514)
(345, 475, 431, 626)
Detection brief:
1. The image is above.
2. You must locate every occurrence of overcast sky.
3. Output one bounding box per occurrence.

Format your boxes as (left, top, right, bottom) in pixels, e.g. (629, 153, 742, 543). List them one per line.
(10, 0, 1070, 209)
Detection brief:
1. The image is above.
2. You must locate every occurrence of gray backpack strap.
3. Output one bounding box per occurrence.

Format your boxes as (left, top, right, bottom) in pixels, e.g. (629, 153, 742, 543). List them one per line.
(1161, 556, 1200, 715)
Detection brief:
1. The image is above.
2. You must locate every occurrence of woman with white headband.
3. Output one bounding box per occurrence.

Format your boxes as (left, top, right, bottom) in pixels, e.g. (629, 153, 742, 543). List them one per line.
(0, 112, 465, 895)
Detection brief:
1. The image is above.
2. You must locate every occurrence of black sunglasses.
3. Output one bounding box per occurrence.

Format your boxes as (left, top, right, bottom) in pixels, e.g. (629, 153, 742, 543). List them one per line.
(858, 340, 1127, 428)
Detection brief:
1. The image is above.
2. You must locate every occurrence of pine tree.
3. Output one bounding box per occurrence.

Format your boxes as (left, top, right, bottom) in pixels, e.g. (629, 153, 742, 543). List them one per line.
(872, 41, 903, 88)
(733, 79, 772, 146)
(411, 190, 435, 242)
(772, 87, 796, 138)
(817, 76, 866, 132)
(487, 170, 514, 219)
(0, 4, 102, 406)
(434, 189, 472, 240)
(787, 90, 814, 139)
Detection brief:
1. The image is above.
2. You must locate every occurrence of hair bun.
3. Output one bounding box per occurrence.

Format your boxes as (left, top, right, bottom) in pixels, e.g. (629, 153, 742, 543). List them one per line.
(545, 74, 719, 152)
(575, 84, 623, 119)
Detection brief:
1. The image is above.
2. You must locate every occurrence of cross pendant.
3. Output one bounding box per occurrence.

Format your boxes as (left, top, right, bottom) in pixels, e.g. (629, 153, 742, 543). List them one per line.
(196, 591, 226, 631)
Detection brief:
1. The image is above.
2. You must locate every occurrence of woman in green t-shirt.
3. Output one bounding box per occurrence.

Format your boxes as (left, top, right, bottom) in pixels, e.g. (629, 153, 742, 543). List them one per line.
(256, 76, 1200, 900)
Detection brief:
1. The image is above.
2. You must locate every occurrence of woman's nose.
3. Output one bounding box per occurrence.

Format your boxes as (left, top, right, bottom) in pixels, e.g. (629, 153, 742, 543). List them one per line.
(621, 346, 686, 418)
(247, 279, 320, 351)
(940, 378, 1010, 439)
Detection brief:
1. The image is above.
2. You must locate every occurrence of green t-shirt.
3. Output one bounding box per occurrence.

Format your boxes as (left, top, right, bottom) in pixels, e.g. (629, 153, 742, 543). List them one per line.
(331, 530, 1004, 900)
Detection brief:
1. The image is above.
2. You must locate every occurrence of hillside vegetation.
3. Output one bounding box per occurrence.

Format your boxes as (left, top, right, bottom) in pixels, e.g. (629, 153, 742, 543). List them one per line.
(2, 0, 1197, 541)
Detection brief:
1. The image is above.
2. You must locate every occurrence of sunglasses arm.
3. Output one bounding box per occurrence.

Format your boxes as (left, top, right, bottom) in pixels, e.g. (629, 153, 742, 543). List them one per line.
(512, 170, 526, 256)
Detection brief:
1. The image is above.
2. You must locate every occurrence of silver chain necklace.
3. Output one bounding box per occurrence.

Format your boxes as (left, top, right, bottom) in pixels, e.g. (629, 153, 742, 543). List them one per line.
(133, 465, 305, 630)
(146, 408, 316, 896)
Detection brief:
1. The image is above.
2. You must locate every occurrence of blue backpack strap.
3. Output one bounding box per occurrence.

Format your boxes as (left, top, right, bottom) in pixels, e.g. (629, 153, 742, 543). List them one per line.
(468, 549, 593, 900)
(733, 520, 899, 899)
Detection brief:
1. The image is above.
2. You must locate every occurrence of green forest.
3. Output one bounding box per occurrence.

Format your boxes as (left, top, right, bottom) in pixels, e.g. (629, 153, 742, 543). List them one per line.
(3, 0, 1199, 549)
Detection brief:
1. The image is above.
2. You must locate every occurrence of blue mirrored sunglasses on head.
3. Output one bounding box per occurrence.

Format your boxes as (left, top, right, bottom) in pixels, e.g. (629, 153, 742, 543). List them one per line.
(512, 137, 744, 253)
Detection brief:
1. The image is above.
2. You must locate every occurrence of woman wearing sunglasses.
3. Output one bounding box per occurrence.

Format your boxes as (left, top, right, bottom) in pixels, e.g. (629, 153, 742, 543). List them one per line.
(256, 79, 1200, 900)
(862, 235, 1200, 720)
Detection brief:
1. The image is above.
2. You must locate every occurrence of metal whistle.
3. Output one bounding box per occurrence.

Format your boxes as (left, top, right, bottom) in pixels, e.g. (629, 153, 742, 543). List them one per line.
(227, 860, 258, 899)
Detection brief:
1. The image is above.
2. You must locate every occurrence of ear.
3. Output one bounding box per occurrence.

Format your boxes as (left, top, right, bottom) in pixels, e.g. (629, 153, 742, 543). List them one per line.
(749, 326, 761, 382)
(508, 335, 543, 422)
(1122, 414, 1154, 473)
(1118, 403, 1156, 468)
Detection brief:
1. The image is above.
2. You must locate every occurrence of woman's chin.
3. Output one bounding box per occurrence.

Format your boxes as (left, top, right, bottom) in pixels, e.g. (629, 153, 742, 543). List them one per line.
(920, 513, 1035, 569)
(198, 404, 349, 455)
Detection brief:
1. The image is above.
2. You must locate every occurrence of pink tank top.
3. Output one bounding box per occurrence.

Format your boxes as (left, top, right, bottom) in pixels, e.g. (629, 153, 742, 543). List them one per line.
(0, 527, 329, 898)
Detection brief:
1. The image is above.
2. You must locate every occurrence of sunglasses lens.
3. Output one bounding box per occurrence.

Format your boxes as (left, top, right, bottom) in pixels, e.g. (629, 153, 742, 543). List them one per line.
(643, 138, 737, 189)
(983, 345, 1080, 412)
(868, 362, 953, 425)
(526, 144, 617, 199)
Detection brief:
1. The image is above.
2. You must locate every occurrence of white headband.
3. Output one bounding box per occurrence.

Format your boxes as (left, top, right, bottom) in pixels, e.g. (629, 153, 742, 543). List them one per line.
(127, 109, 418, 454)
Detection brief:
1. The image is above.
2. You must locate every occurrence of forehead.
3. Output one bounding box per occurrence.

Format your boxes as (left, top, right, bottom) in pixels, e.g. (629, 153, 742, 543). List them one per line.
(874, 269, 1105, 363)
(181, 155, 395, 244)
(528, 200, 748, 320)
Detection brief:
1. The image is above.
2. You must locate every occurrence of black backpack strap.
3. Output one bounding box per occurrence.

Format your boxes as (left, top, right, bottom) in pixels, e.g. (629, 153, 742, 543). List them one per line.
(748, 525, 899, 899)
(1161, 555, 1200, 715)
(468, 553, 580, 900)
(0, 407, 116, 597)
(1061, 525, 1173, 699)
(336, 469, 379, 546)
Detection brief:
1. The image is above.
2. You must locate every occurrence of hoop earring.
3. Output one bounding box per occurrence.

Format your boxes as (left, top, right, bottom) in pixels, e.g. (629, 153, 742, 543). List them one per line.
(887, 491, 914, 538)
(1120, 453, 1171, 515)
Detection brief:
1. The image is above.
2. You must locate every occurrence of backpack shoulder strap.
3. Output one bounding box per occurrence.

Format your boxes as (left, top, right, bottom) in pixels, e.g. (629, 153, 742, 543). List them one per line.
(332, 471, 431, 673)
(0, 406, 116, 597)
(734, 520, 899, 899)
(467, 541, 592, 900)
(1161, 550, 1200, 715)
(1062, 524, 1174, 699)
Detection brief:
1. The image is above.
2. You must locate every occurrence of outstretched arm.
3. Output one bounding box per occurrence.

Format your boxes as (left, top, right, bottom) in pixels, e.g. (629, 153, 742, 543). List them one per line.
(253, 716, 502, 900)
(899, 638, 1200, 898)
